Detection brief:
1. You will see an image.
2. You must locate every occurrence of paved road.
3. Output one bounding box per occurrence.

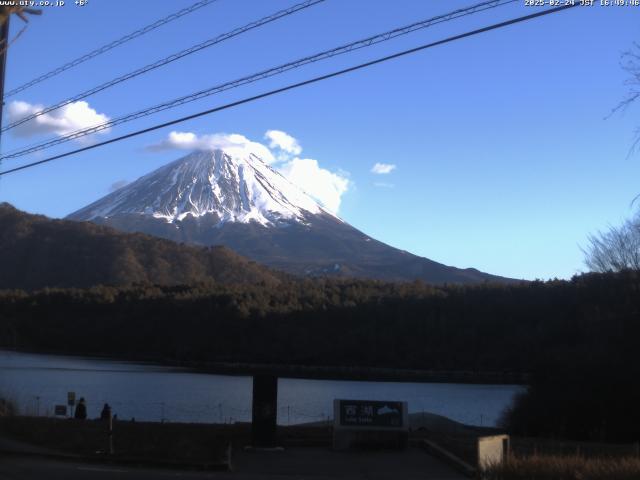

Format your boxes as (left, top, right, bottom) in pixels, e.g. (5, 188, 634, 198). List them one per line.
(234, 447, 466, 479)
(0, 448, 466, 480)
(1, 457, 220, 480)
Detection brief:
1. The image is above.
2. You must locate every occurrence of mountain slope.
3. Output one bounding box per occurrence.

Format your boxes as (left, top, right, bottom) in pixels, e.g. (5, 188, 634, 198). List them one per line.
(67, 149, 512, 284)
(0, 203, 282, 290)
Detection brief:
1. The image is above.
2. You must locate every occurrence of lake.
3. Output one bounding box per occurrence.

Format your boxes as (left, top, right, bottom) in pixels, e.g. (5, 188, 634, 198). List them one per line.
(0, 350, 524, 426)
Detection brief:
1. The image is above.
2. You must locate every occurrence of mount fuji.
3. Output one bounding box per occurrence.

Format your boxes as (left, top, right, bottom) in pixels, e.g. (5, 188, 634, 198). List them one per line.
(67, 149, 509, 284)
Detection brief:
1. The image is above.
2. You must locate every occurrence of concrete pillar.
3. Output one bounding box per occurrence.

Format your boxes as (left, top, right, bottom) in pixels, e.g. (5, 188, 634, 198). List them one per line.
(251, 375, 278, 448)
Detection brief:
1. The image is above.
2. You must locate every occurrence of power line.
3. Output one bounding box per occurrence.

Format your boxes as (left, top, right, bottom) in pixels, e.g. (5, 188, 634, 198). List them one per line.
(0, 0, 517, 161)
(3, 0, 221, 98)
(0, 3, 579, 178)
(2, 0, 326, 134)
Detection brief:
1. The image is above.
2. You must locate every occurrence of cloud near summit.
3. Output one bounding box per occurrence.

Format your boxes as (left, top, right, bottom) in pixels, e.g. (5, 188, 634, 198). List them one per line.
(147, 131, 275, 163)
(264, 130, 302, 156)
(148, 130, 350, 214)
(278, 158, 349, 215)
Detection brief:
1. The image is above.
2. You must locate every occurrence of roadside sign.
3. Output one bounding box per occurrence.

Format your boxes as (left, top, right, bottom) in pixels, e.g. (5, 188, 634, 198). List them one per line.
(333, 399, 409, 450)
(67, 392, 75, 406)
(337, 399, 405, 428)
(54, 405, 67, 416)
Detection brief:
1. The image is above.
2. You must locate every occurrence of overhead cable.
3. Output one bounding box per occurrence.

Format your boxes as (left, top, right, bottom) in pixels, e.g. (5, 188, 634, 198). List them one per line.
(4, 0, 222, 98)
(1, 0, 326, 133)
(0, 3, 579, 178)
(0, 0, 516, 160)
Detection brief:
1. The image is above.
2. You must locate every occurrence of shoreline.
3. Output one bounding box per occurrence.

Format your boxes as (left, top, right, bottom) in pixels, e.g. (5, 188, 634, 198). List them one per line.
(0, 347, 529, 385)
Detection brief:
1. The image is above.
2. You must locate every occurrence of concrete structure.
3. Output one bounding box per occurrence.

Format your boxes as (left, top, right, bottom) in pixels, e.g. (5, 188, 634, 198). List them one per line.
(477, 434, 510, 471)
(250, 375, 278, 448)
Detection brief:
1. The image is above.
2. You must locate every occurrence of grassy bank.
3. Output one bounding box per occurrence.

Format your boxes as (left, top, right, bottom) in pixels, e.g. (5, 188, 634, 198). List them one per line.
(483, 454, 640, 480)
(0, 415, 333, 463)
(0, 416, 233, 465)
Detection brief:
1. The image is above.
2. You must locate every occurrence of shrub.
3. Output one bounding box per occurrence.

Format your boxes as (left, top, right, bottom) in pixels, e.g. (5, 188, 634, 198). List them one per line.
(484, 454, 640, 480)
(0, 397, 18, 416)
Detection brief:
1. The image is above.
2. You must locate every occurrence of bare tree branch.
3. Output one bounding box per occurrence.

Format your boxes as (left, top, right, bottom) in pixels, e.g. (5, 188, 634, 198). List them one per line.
(583, 214, 640, 272)
(607, 43, 640, 119)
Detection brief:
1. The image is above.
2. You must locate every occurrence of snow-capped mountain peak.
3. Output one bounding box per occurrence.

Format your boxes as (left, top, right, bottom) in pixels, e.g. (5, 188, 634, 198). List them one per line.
(69, 149, 335, 227)
(67, 147, 510, 285)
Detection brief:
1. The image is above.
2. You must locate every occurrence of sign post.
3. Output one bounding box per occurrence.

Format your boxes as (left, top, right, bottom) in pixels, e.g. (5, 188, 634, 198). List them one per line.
(333, 399, 408, 450)
(67, 391, 76, 418)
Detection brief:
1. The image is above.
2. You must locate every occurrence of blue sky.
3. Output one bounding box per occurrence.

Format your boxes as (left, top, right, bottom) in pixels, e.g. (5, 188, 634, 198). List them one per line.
(0, 0, 638, 280)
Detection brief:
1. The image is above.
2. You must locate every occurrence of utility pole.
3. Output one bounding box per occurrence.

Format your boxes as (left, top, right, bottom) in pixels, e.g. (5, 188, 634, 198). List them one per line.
(0, 11, 10, 146)
(0, 7, 41, 152)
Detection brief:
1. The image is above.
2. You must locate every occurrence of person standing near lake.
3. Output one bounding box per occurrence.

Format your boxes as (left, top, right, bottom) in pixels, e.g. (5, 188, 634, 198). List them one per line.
(100, 403, 111, 421)
(74, 397, 87, 420)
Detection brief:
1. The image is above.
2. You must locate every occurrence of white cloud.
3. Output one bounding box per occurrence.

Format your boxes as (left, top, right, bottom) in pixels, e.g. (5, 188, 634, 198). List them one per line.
(278, 158, 350, 214)
(7, 100, 111, 140)
(264, 130, 302, 156)
(148, 130, 350, 214)
(147, 131, 275, 163)
(371, 162, 397, 174)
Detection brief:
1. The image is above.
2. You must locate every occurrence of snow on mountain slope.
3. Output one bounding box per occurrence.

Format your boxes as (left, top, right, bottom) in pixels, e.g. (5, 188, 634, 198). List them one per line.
(68, 149, 335, 226)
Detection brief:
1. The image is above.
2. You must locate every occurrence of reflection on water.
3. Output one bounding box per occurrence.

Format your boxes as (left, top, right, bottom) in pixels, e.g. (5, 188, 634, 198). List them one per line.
(0, 350, 524, 426)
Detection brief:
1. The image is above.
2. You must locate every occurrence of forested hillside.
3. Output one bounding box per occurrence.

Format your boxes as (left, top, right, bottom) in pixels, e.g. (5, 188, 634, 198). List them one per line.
(0, 203, 282, 289)
(2, 272, 637, 373)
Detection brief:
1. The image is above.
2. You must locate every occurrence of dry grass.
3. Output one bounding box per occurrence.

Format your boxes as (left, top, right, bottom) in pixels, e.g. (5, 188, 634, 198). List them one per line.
(483, 454, 640, 480)
(0, 416, 233, 464)
(0, 415, 332, 464)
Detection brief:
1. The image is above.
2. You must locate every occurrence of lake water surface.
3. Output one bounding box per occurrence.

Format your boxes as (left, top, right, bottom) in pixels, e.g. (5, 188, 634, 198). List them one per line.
(0, 350, 524, 426)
